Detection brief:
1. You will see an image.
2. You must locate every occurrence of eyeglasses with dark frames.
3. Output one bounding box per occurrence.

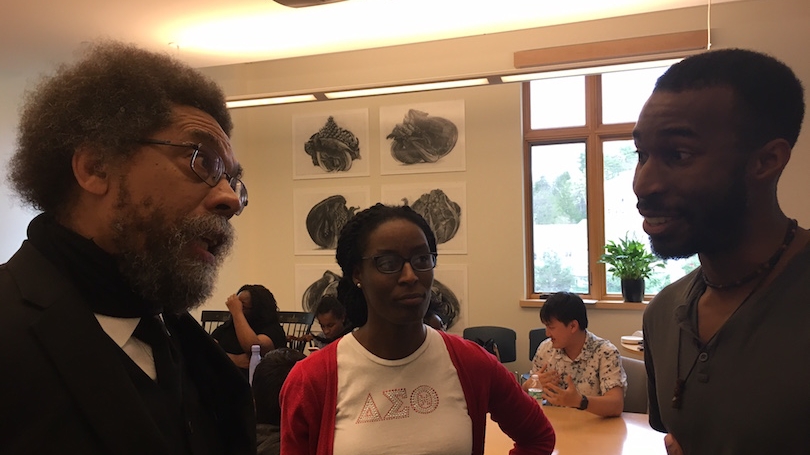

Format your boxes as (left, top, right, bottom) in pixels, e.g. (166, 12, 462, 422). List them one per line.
(139, 139, 248, 215)
(361, 252, 438, 274)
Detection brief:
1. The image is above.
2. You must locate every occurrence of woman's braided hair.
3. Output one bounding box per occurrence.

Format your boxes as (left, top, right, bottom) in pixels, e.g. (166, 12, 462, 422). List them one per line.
(335, 203, 437, 327)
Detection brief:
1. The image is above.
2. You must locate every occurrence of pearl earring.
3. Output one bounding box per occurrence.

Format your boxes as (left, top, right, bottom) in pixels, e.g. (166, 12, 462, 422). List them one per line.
(356, 282, 362, 288)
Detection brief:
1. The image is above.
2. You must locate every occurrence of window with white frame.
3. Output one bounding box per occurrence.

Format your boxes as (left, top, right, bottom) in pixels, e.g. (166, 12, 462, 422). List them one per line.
(524, 61, 699, 300)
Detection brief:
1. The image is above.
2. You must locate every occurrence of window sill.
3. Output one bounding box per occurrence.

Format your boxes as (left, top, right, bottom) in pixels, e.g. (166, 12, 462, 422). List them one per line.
(520, 299, 649, 311)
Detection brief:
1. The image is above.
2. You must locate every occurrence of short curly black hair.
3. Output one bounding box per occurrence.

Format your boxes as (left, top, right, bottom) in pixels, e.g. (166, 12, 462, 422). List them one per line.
(335, 203, 437, 327)
(655, 48, 805, 150)
(9, 40, 232, 217)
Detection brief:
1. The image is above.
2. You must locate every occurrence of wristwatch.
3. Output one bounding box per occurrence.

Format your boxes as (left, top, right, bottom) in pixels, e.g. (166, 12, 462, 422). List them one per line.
(577, 394, 589, 411)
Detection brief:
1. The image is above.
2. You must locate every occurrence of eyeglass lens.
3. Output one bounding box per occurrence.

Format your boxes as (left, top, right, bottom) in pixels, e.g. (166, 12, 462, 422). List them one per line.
(228, 175, 249, 212)
(191, 148, 248, 212)
(373, 253, 436, 274)
(190, 148, 224, 187)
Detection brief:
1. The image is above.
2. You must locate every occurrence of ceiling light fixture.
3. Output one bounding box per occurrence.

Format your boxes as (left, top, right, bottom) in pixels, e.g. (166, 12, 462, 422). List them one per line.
(226, 94, 317, 108)
(224, 57, 686, 109)
(323, 78, 490, 100)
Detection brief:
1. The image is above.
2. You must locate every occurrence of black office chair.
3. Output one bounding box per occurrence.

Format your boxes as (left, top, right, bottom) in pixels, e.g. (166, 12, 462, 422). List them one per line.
(462, 326, 517, 363)
(279, 311, 316, 353)
(200, 310, 231, 334)
(528, 328, 547, 361)
(622, 356, 648, 413)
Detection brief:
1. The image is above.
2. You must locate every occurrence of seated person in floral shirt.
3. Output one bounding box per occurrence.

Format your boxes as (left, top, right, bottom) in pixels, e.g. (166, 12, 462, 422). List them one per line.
(524, 291, 627, 417)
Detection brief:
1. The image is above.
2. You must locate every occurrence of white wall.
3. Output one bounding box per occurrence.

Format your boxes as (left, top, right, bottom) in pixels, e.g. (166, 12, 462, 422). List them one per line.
(0, 72, 42, 261)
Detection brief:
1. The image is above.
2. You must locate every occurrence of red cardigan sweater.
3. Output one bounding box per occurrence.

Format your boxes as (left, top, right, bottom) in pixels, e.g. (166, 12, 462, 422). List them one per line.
(280, 331, 555, 455)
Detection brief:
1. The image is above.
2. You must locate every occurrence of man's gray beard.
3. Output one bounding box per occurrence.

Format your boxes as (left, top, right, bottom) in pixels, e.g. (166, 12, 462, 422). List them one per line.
(112, 210, 235, 315)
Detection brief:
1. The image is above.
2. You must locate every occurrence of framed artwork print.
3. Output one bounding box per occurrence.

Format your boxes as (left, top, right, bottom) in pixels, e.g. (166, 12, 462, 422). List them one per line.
(293, 109, 370, 179)
(295, 264, 342, 312)
(433, 264, 468, 335)
(381, 181, 467, 254)
(293, 186, 370, 255)
(379, 100, 466, 175)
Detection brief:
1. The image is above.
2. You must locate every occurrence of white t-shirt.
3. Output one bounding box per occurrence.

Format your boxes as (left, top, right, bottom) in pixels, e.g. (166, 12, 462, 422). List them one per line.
(332, 328, 472, 455)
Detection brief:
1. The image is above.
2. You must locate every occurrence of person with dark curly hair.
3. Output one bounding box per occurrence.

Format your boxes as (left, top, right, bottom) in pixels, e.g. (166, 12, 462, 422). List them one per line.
(280, 203, 555, 455)
(0, 41, 254, 454)
(212, 284, 287, 374)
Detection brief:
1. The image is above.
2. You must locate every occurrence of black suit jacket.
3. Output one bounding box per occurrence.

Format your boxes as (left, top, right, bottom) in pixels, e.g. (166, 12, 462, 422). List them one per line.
(0, 241, 256, 454)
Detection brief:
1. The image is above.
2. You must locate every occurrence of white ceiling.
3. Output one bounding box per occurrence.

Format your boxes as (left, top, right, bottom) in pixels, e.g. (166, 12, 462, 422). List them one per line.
(2, 0, 724, 78)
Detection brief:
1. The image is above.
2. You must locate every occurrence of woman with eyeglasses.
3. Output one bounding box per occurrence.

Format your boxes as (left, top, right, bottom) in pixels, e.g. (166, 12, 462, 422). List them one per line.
(280, 204, 555, 455)
(212, 284, 287, 378)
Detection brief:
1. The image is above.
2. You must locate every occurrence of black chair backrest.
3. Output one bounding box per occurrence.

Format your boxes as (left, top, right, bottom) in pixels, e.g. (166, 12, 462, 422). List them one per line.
(200, 310, 231, 334)
(279, 311, 316, 352)
(622, 356, 648, 413)
(462, 326, 517, 363)
(528, 328, 548, 361)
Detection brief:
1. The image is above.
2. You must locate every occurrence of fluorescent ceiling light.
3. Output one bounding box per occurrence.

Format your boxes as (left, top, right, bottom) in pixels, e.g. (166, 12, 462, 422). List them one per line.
(324, 78, 490, 99)
(226, 94, 317, 108)
(223, 58, 682, 107)
(500, 58, 683, 83)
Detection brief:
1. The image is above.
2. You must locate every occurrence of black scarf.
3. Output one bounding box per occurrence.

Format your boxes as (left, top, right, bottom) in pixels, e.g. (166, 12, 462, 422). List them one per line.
(26, 213, 160, 318)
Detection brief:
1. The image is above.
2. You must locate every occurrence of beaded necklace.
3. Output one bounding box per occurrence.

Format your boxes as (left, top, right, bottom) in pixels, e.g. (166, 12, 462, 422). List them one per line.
(673, 218, 798, 409)
(701, 218, 798, 290)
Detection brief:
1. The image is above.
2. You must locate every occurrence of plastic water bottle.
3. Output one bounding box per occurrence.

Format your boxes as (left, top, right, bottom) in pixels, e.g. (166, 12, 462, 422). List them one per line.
(248, 344, 261, 385)
(527, 374, 543, 404)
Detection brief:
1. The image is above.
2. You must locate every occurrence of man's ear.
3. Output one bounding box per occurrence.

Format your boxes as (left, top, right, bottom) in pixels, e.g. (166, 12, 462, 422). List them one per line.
(568, 320, 579, 333)
(72, 146, 110, 196)
(748, 138, 792, 182)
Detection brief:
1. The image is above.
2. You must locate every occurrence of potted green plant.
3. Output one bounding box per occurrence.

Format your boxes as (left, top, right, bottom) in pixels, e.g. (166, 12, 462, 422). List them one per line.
(599, 235, 664, 302)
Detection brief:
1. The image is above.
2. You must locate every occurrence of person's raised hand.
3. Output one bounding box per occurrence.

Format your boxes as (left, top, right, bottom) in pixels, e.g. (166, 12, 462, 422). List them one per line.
(543, 375, 581, 408)
(537, 364, 559, 389)
(226, 294, 243, 313)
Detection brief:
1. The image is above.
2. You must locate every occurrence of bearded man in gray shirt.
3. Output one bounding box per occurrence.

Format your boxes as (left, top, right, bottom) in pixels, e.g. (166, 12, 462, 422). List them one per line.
(633, 48, 809, 455)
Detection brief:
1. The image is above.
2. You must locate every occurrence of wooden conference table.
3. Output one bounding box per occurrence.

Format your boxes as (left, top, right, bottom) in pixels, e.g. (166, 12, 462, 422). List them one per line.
(484, 406, 666, 455)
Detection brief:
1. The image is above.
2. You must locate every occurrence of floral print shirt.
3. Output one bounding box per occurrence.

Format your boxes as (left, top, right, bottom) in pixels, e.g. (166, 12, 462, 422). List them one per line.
(530, 330, 627, 397)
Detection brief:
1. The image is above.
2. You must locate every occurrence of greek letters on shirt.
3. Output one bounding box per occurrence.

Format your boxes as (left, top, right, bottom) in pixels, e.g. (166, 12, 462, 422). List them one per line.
(356, 385, 439, 424)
